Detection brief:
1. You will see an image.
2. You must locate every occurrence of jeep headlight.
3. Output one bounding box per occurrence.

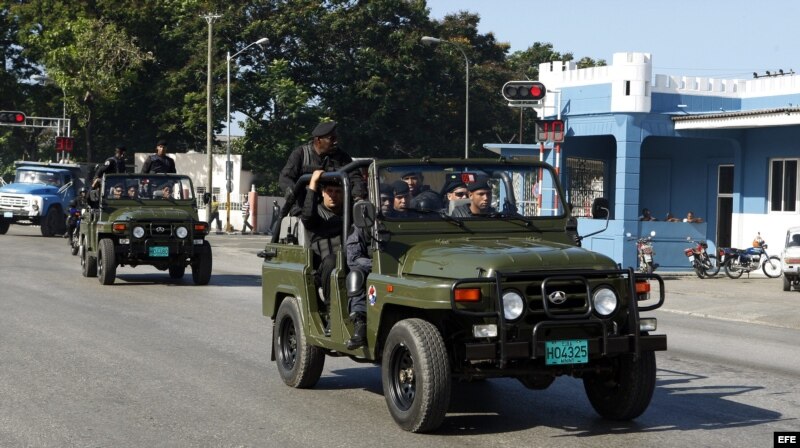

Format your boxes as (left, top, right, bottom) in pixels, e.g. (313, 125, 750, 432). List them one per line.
(592, 287, 618, 316)
(176, 226, 188, 239)
(502, 290, 525, 321)
(132, 226, 145, 238)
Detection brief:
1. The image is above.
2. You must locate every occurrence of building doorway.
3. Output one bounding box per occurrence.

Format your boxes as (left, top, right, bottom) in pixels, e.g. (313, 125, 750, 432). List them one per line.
(716, 165, 733, 247)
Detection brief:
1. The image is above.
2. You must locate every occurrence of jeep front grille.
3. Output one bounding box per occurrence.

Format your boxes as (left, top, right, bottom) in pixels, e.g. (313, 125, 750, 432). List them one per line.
(149, 224, 173, 237)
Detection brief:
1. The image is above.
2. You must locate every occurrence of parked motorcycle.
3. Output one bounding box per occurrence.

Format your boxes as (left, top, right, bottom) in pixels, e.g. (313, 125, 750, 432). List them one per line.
(723, 232, 782, 278)
(627, 231, 658, 274)
(683, 237, 719, 278)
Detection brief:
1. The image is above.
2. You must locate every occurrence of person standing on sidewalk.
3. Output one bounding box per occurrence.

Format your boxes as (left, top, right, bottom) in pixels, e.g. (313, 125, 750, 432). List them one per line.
(242, 199, 254, 234)
(208, 196, 222, 234)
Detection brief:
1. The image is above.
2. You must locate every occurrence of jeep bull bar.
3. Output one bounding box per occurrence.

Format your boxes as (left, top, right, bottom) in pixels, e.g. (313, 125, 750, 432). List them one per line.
(450, 268, 666, 368)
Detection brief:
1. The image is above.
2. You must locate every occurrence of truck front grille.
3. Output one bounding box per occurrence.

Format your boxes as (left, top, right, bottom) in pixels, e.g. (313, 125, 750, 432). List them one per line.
(0, 194, 29, 209)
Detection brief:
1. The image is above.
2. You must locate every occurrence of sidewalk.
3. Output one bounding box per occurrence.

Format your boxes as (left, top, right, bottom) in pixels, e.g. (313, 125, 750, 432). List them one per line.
(656, 272, 800, 330)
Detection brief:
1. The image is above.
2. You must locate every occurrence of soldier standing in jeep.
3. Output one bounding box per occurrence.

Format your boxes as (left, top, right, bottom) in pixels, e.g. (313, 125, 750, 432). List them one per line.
(278, 121, 351, 198)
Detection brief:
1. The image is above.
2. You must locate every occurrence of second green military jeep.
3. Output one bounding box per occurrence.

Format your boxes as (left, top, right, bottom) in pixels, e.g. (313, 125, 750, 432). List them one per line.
(79, 174, 212, 285)
(260, 159, 666, 433)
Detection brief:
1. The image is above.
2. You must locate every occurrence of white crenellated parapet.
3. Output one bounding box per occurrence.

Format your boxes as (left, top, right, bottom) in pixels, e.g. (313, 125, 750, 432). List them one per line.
(539, 52, 652, 113)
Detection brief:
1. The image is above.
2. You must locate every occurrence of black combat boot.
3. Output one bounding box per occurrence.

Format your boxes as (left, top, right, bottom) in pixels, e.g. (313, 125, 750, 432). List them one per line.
(346, 312, 367, 349)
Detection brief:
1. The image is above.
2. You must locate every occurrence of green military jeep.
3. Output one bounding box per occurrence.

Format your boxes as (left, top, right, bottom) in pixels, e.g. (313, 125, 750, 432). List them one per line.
(79, 173, 212, 285)
(260, 159, 666, 432)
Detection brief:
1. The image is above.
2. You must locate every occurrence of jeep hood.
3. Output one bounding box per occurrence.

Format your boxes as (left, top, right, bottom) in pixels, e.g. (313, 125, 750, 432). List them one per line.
(401, 237, 616, 279)
(112, 207, 196, 221)
(0, 183, 58, 195)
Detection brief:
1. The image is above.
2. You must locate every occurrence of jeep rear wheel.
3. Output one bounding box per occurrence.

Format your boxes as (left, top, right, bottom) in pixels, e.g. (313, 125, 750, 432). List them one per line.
(0, 221, 9, 234)
(382, 319, 450, 433)
(583, 349, 656, 421)
(97, 238, 117, 285)
(80, 237, 97, 278)
(168, 265, 186, 279)
(274, 297, 325, 388)
(191, 241, 212, 285)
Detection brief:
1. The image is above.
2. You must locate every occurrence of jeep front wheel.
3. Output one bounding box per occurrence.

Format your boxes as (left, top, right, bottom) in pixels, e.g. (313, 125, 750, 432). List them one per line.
(80, 237, 97, 278)
(169, 265, 186, 279)
(0, 220, 9, 234)
(274, 297, 325, 388)
(381, 319, 450, 433)
(191, 241, 212, 285)
(583, 349, 656, 420)
(97, 238, 117, 285)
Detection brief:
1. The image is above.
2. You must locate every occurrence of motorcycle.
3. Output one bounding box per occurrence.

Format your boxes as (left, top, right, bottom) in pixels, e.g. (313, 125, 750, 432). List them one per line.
(683, 237, 719, 278)
(723, 232, 782, 279)
(67, 209, 81, 256)
(627, 231, 658, 274)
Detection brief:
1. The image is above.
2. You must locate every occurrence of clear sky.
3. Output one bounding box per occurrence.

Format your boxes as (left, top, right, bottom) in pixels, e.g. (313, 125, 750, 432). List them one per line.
(427, 0, 799, 79)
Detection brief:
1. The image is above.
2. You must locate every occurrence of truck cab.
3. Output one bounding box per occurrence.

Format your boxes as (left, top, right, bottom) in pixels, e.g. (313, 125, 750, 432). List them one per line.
(0, 161, 92, 236)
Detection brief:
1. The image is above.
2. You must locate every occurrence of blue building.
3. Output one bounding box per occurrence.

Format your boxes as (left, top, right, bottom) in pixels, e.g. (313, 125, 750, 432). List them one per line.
(486, 52, 800, 270)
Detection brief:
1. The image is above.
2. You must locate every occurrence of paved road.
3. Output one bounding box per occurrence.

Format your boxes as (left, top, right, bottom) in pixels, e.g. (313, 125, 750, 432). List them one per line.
(1, 226, 799, 447)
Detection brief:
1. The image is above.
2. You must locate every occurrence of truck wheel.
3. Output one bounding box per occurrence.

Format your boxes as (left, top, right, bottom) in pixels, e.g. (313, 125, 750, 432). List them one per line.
(81, 237, 97, 278)
(763, 256, 782, 278)
(783, 275, 791, 292)
(191, 241, 212, 285)
(274, 296, 325, 388)
(0, 221, 9, 234)
(40, 207, 61, 237)
(583, 349, 656, 420)
(169, 265, 186, 279)
(382, 318, 450, 433)
(97, 238, 117, 285)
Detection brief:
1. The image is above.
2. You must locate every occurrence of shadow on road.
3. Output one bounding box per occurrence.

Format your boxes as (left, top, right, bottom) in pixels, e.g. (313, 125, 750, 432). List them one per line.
(111, 273, 262, 287)
(322, 365, 789, 436)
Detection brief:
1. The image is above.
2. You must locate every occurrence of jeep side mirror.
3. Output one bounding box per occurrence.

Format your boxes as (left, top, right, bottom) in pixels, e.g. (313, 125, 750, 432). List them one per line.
(353, 200, 376, 229)
(203, 192, 211, 205)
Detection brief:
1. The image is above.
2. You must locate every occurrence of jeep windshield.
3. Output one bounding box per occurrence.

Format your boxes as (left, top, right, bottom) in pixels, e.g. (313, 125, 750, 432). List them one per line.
(15, 169, 62, 187)
(103, 175, 195, 201)
(377, 162, 565, 220)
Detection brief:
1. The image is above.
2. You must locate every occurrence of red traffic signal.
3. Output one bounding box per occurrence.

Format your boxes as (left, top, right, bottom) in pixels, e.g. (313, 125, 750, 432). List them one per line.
(502, 81, 546, 102)
(0, 111, 26, 124)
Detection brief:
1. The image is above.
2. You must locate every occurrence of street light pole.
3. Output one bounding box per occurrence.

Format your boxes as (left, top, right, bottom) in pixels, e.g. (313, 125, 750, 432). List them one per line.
(226, 37, 267, 232)
(421, 36, 470, 158)
(202, 12, 221, 209)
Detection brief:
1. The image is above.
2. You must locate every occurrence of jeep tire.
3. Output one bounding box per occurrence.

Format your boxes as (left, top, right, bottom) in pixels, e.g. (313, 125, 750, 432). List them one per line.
(274, 297, 325, 388)
(169, 265, 186, 279)
(0, 220, 9, 234)
(191, 241, 212, 285)
(80, 236, 97, 277)
(382, 319, 450, 433)
(583, 349, 656, 421)
(97, 238, 117, 285)
(783, 275, 792, 291)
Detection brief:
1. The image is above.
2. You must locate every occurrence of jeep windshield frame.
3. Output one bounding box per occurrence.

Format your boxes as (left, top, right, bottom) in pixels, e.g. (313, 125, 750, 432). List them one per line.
(375, 160, 567, 222)
(101, 174, 196, 202)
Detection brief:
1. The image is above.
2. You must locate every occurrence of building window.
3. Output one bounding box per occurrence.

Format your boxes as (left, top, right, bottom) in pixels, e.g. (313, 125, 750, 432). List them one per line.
(566, 157, 606, 218)
(770, 159, 798, 212)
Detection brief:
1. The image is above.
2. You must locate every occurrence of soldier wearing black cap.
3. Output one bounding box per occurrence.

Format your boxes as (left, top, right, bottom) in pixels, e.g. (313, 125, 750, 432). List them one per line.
(450, 180, 496, 217)
(388, 180, 412, 217)
(92, 145, 127, 188)
(379, 183, 394, 215)
(141, 139, 176, 174)
(278, 120, 354, 197)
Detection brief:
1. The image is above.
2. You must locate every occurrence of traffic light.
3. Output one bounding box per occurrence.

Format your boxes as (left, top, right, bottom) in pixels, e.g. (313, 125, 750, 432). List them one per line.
(501, 81, 546, 102)
(0, 111, 26, 124)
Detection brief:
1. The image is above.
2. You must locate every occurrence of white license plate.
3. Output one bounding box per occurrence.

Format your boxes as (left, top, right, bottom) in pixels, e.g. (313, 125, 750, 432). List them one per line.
(644, 254, 652, 262)
(3, 211, 11, 218)
(687, 255, 695, 263)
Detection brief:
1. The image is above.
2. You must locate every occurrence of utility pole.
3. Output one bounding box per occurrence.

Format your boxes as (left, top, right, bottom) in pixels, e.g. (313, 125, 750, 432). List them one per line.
(202, 12, 222, 200)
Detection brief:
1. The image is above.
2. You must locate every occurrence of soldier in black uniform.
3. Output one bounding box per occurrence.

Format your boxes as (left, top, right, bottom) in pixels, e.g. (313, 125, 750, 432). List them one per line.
(91, 145, 127, 188)
(301, 169, 345, 334)
(141, 139, 176, 174)
(278, 121, 353, 197)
